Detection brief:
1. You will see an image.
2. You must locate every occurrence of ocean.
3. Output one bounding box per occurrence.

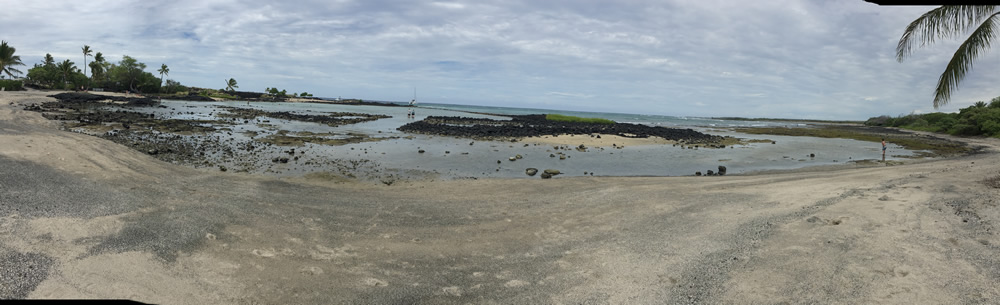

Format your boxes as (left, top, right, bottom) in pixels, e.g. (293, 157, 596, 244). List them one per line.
(391, 102, 799, 128)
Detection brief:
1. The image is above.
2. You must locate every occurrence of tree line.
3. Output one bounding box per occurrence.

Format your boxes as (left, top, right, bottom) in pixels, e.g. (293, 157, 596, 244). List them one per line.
(866, 96, 1000, 138)
(1, 40, 319, 99)
(22, 45, 182, 94)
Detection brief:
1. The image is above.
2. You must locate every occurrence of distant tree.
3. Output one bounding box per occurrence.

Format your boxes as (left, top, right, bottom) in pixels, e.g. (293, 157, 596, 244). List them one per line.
(0, 40, 25, 79)
(89, 61, 103, 84)
(56, 59, 76, 86)
(226, 78, 238, 91)
(896, 5, 1000, 108)
(163, 79, 186, 94)
(81, 45, 92, 79)
(93, 52, 111, 85)
(157, 63, 169, 92)
(27, 59, 56, 87)
(111, 55, 147, 92)
(990, 96, 1000, 108)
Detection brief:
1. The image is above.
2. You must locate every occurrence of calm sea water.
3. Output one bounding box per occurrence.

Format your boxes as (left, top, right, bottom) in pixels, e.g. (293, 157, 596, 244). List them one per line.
(411, 103, 798, 128)
(113, 100, 921, 180)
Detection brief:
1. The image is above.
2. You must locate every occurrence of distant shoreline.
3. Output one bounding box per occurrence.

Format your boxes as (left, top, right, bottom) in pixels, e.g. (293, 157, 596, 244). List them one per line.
(711, 116, 865, 125)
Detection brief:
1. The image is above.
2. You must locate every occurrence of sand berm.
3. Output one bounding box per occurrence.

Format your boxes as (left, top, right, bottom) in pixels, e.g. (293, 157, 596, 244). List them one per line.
(2, 90, 1000, 304)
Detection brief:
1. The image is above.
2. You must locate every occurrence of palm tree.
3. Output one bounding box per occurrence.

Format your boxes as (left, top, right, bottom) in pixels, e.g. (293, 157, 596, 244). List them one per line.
(89, 61, 103, 84)
(157, 64, 169, 92)
(0, 40, 25, 79)
(81, 45, 92, 79)
(43, 53, 55, 66)
(93, 52, 109, 84)
(56, 59, 76, 87)
(896, 5, 1000, 108)
(225, 78, 238, 91)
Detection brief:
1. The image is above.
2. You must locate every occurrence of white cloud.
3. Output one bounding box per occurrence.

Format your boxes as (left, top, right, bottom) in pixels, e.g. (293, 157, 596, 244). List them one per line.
(3, 1, 996, 119)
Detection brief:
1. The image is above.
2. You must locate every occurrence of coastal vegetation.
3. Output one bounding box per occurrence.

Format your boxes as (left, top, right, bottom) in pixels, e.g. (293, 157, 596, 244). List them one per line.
(545, 114, 615, 124)
(0, 40, 25, 90)
(896, 5, 999, 108)
(0, 40, 24, 79)
(200, 89, 238, 99)
(157, 64, 169, 89)
(225, 78, 239, 91)
(264, 87, 311, 98)
(266, 87, 288, 97)
(0, 41, 190, 95)
(81, 45, 92, 84)
(25, 50, 171, 93)
(0, 79, 23, 91)
(866, 96, 1000, 138)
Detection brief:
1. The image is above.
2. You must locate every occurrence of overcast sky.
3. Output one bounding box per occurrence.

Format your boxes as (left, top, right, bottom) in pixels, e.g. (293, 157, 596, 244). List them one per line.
(2, 1, 998, 119)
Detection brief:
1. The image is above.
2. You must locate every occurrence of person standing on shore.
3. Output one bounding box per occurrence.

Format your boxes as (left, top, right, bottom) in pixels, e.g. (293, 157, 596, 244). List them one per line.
(882, 138, 887, 162)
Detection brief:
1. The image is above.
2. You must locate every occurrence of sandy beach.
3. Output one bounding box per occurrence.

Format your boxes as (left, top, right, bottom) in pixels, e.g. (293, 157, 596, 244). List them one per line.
(3, 90, 1000, 303)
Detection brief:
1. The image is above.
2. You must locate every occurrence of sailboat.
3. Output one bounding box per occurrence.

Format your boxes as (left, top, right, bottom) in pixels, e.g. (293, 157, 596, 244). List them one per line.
(409, 88, 417, 106)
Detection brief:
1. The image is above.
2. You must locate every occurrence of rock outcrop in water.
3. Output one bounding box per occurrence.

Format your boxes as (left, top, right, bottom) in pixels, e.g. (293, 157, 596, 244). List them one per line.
(398, 114, 726, 144)
(47, 92, 159, 107)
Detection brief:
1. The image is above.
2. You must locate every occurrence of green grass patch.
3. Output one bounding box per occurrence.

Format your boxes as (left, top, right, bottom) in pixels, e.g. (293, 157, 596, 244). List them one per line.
(208, 93, 238, 99)
(545, 114, 615, 124)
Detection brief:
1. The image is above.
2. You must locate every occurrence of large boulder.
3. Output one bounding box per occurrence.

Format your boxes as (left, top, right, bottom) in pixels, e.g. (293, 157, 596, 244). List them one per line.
(718, 166, 727, 176)
(526, 168, 538, 176)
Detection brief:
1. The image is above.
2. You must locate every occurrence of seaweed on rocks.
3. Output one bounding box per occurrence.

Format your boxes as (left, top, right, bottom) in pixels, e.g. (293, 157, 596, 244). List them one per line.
(398, 114, 726, 144)
(217, 106, 391, 127)
(48, 92, 158, 107)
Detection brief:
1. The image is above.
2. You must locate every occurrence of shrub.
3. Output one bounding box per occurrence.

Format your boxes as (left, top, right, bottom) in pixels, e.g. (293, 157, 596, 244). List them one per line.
(868, 96, 1000, 137)
(949, 123, 980, 136)
(975, 108, 1000, 137)
(0, 79, 24, 91)
(865, 115, 892, 126)
(989, 96, 1000, 109)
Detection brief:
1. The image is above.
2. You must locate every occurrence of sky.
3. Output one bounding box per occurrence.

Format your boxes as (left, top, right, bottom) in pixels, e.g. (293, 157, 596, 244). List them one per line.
(2, 1, 998, 120)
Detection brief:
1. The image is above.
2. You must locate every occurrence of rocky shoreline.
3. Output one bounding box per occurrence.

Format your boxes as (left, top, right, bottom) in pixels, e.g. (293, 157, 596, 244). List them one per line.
(398, 114, 733, 146)
(18, 91, 958, 181)
(21, 93, 402, 180)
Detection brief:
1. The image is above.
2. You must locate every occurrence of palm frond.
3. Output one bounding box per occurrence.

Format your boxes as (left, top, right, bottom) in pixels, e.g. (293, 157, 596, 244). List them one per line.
(932, 12, 1000, 108)
(0, 40, 26, 78)
(897, 5, 999, 62)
